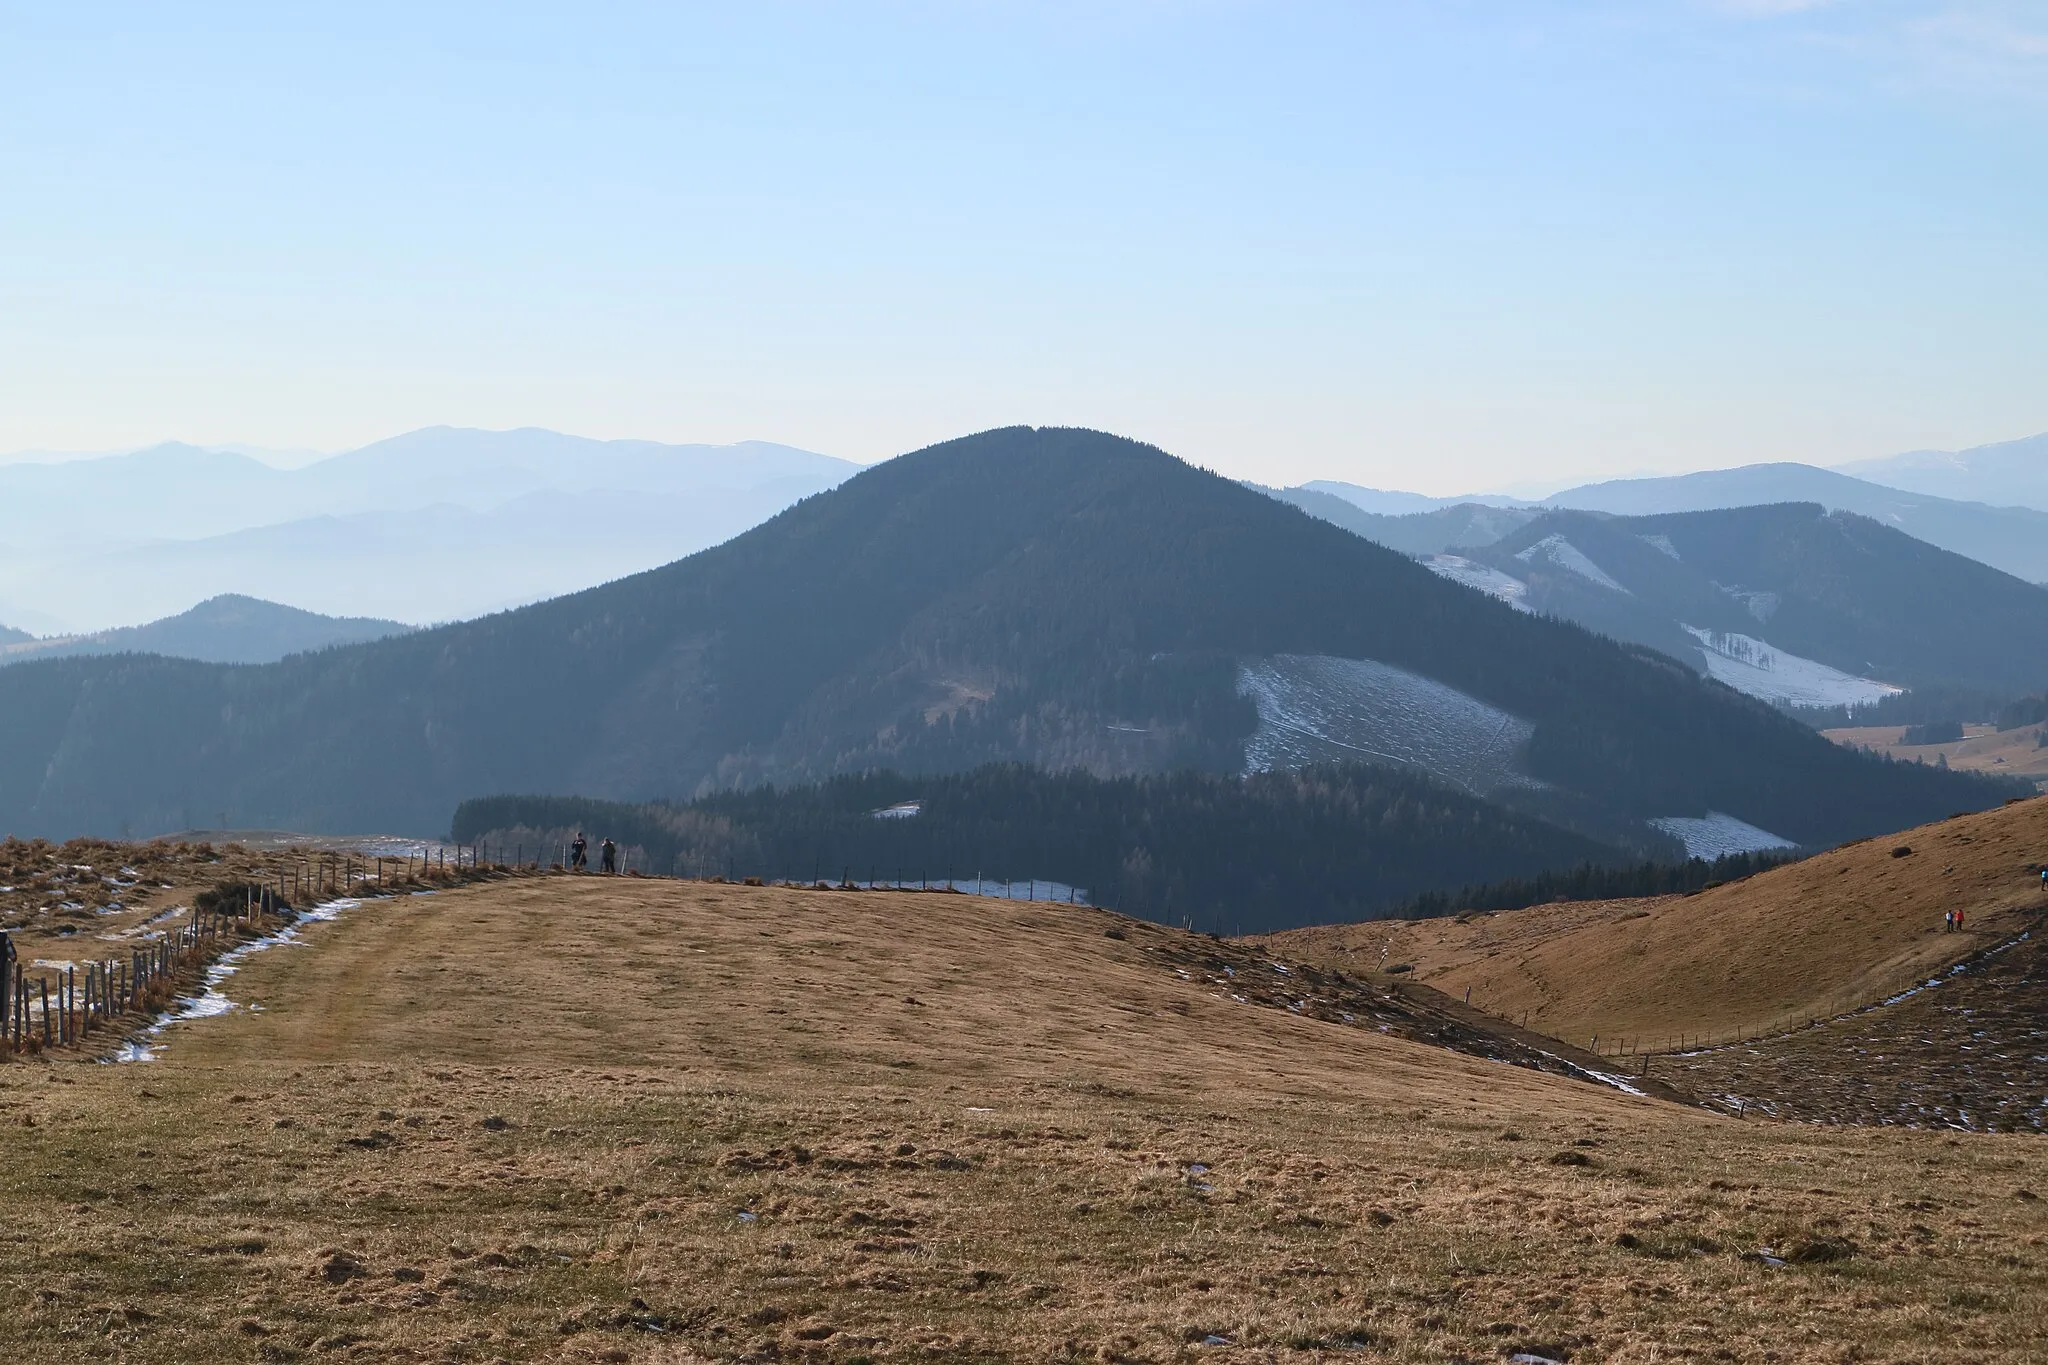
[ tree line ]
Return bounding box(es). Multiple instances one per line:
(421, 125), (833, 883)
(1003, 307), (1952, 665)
(453, 762), (1653, 933)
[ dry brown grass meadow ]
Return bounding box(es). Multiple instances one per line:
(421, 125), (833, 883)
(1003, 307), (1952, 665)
(1268, 797), (2048, 1049)
(1, 864), (2045, 1363)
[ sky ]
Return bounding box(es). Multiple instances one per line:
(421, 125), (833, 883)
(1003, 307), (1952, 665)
(1, 1), (2044, 494)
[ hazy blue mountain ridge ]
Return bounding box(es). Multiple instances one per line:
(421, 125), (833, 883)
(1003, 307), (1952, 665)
(1833, 432), (2048, 512)
(0, 595), (412, 667)
(1434, 503), (2048, 700)
(1292, 446), (2048, 583)
(0, 427), (2009, 845)
(0, 427), (858, 631)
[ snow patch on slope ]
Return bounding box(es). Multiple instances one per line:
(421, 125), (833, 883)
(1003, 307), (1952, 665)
(1516, 535), (1630, 594)
(1238, 655), (1536, 795)
(1648, 812), (1797, 860)
(1639, 534), (1681, 560)
(1684, 627), (1902, 708)
(1422, 555), (1533, 612)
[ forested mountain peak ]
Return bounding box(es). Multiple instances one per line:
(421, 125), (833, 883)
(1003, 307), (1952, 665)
(0, 426), (2013, 844)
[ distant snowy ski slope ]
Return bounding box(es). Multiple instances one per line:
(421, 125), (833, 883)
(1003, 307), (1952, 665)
(1421, 555), (1533, 611)
(1423, 545), (1904, 711)
(1515, 534), (1631, 594)
(1683, 627), (1901, 709)
(1238, 654), (1536, 795)
(1648, 811), (1797, 860)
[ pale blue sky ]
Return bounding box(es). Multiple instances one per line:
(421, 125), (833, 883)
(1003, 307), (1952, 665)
(2, 1), (2043, 492)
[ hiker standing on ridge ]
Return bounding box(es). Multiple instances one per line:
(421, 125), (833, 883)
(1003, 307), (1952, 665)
(600, 837), (618, 875)
(570, 832), (588, 871)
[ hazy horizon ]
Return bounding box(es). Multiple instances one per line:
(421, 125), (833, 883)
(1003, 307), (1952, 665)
(4, 421), (2044, 504)
(4, 3), (2043, 495)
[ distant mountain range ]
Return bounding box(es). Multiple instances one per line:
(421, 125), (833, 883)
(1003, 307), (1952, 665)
(0, 427), (2008, 852)
(1417, 504), (2048, 705)
(1833, 432), (2048, 512)
(0, 428), (858, 631)
(0, 595), (410, 668)
(1293, 453), (2048, 586)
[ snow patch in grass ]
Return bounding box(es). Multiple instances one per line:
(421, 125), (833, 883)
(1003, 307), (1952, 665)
(1684, 626), (1901, 708)
(1422, 554), (1533, 611)
(107, 896), (363, 1064)
(1239, 654), (1536, 795)
(1648, 812), (1796, 860)
(1516, 534), (1630, 594)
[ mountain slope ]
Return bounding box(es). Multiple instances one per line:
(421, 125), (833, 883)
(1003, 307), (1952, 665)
(0, 595), (411, 667)
(1835, 432), (2048, 513)
(1426, 503), (2048, 701)
(1264, 486), (1539, 556)
(0, 427), (2009, 841)
(1298, 479), (1532, 516)
(1272, 795), (2048, 1044)
(1542, 462), (2048, 582)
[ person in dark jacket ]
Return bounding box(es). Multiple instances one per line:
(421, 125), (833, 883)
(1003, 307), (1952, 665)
(570, 832), (589, 871)
(600, 838), (618, 875)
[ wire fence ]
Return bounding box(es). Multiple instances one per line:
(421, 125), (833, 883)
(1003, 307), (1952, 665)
(2, 850), (511, 1058)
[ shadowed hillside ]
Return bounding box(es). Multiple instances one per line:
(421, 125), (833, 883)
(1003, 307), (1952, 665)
(0, 427), (2015, 841)
(1463, 503), (2048, 699)
(453, 763), (1641, 933)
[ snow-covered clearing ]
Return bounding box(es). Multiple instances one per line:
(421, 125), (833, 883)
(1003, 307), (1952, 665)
(1683, 626), (1901, 708)
(1238, 654), (1535, 795)
(1422, 555), (1533, 611)
(1648, 811), (1797, 860)
(1639, 534), (1681, 560)
(1515, 535), (1631, 594)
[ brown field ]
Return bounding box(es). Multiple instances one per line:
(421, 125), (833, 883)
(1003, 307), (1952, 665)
(1267, 797), (2048, 1049)
(3, 871), (2046, 1362)
(1825, 724), (2048, 793)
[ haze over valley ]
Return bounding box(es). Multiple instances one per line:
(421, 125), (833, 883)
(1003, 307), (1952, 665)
(0, 428), (856, 633)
